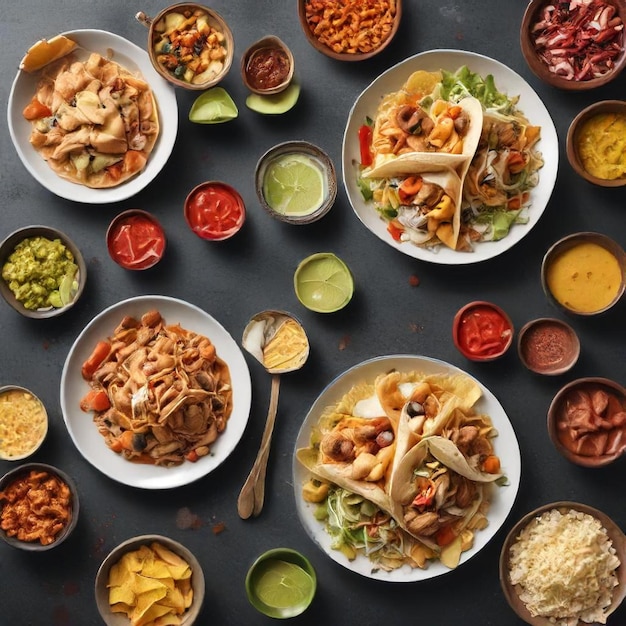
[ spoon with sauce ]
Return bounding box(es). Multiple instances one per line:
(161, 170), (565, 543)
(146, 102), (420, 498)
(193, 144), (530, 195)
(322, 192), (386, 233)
(238, 310), (309, 519)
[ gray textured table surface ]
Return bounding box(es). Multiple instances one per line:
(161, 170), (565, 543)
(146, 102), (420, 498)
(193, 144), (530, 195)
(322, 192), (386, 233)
(1, 1), (625, 625)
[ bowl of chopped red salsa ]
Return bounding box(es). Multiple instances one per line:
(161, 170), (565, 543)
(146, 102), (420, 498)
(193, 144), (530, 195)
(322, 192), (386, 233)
(106, 209), (166, 270)
(520, 0), (626, 90)
(452, 301), (514, 362)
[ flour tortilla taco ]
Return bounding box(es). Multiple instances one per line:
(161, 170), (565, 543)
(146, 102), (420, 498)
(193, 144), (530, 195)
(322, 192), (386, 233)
(365, 96), (484, 178)
(25, 51), (160, 189)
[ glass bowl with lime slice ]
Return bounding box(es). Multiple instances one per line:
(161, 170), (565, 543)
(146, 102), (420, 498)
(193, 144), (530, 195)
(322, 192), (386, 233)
(294, 253), (354, 313)
(255, 141), (337, 224)
(245, 548), (317, 619)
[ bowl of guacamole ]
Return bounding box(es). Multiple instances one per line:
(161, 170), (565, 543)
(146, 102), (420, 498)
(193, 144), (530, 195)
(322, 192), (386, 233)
(0, 225), (86, 318)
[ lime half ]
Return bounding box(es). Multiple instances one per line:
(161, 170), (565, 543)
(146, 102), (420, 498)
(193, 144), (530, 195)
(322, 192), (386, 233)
(262, 153), (326, 217)
(294, 253), (354, 313)
(189, 87), (238, 124)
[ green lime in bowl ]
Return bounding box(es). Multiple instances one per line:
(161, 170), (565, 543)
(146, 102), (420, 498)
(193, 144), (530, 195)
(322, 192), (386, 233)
(245, 548), (317, 619)
(294, 252), (354, 313)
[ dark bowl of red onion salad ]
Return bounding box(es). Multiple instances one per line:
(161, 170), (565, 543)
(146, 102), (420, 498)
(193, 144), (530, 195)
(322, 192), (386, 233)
(520, 0), (626, 90)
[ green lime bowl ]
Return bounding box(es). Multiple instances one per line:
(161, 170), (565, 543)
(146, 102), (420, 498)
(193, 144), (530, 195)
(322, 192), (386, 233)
(294, 252), (354, 313)
(245, 548), (317, 619)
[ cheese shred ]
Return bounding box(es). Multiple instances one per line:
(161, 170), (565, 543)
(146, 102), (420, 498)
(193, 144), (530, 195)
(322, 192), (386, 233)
(508, 508), (620, 625)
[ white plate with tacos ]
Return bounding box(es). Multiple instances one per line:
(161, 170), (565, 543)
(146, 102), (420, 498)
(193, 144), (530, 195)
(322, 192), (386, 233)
(292, 354), (521, 581)
(8, 29), (178, 203)
(342, 49), (558, 264)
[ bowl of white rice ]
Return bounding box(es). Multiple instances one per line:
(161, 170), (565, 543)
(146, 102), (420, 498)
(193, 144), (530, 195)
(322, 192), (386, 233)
(499, 502), (626, 626)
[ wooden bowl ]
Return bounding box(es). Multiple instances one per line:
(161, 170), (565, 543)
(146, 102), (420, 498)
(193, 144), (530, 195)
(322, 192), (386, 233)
(547, 377), (626, 467)
(297, 0), (401, 61)
(566, 99), (626, 187)
(136, 3), (234, 90)
(541, 232), (626, 316)
(520, 0), (626, 90)
(500, 502), (626, 625)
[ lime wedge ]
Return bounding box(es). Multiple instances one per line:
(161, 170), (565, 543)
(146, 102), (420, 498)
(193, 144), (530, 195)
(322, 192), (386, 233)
(246, 82), (300, 115)
(262, 153), (326, 217)
(189, 87), (238, 124)
(294, 253), (354, 313)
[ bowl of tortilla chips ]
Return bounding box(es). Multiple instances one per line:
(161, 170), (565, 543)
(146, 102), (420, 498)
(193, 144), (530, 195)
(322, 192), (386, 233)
(95, 534), (205, 625)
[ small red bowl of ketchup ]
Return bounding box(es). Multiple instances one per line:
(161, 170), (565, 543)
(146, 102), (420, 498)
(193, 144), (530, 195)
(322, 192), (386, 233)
(106, 209), (166, 270)
(184, 181), (246, 241)
(452, 300), (514, 362)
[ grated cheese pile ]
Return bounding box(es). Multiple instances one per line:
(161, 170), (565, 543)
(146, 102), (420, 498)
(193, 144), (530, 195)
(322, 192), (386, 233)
(0, 389), (47, 459)
(509, 508), (620, 625)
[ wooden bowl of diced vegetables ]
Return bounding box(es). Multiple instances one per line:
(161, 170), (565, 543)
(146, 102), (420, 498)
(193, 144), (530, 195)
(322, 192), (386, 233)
(136, 3), (234, 90)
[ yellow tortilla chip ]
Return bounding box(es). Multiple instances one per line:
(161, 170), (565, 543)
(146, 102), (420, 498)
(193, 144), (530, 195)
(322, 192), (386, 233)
(109, 585), (135, 606)
(134, 602), (175, 626)
(151, 543), (189, 569)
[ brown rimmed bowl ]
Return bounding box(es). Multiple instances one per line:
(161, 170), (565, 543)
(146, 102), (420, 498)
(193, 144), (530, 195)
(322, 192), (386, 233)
(297, 0), (402, 61)
(136, 3), (234, 90)
(241, 35), (294, 95)
(517, 317), (579, 375)
(500, 501), (626, 625)
(541, 232), (626, 316)
(547, 377), (626, 467)
(566, 99), (626, 187)
(95, 534), (205, 626)
(0, 463), (79, 551)
(520, 0), (626, 91)
(0, 225), (86, 319)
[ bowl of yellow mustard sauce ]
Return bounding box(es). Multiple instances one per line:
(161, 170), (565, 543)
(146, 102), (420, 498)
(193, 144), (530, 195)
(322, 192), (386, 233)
(541, 232), (626, 316)
(567, 100), (626, 187)
(0, 386), (48, 461)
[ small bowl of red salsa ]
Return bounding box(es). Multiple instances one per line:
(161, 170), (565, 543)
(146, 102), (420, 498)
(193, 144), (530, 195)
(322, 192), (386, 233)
(452, 301), (514, 362)
(106, 210), (166, 270)
(184, 181), (246, 241)
(241, 36), (294, 95)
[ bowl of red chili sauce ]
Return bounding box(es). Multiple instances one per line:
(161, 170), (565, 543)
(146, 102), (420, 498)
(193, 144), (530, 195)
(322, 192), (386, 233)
(520, 0), (626, 90)
(241, 36), (294, 95)
(452, 301), (514, 362)
(547, 377), (626, 467)
(106, 210), (166, 270)
(184, 181), (246, 241)
(517, 317), (580, 375)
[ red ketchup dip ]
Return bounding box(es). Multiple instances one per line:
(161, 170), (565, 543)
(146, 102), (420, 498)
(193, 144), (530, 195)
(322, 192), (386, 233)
(555, 382), (626, 458)
(184, 182), (245, 241)
(531, 0), (624, 81)
(245, 46), (290, 91)
(453, 301), (513, 361)
(106, 210), (166, 270)
(518, 319), (579, 374)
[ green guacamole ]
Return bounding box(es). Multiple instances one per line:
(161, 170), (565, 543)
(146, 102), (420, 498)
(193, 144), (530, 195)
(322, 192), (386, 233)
(2, 236), (79, 310)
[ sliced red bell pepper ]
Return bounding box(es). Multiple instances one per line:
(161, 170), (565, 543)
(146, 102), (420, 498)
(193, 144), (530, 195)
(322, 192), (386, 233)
(358, 124), (373, 167)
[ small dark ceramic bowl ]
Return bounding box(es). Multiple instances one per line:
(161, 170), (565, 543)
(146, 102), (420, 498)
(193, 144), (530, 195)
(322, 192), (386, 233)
(95, 534), (205, 626)
(520, 0), (626, 90)
(0, 463), (79, 551)
(241, 36), (294, 95)
(106, 209), (166, 270)
(452, 301), (514, 362)
(517, 317), (579, 375)
(566, 100), (626, 187)
(245, 548), (317, 618)
(298, 0), (402, 61)
(547, 377), (626, 467)
(184, 181), (246, 240)
(500, 501), (626, 625)
(0, 385), (48, 461)
(136, 3), (234, 90)
(0, 225), (86, 319)
(255, 141), (337, 224)
(541, 232), (626, 316)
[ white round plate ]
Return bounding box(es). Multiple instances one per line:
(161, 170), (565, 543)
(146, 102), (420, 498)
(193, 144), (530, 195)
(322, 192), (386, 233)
(342, 49), (559, 265)
(7, 29), (178, 204)
(292, 354), (521, 581)
(60, 295), (252, 489)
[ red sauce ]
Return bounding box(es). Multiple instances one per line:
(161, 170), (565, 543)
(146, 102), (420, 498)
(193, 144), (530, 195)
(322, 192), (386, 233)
(455, 303), (513, 360)
(555, 383), (626, 458)
(107, 212), (165, 270)
(245, 47), (290, 90)
(520, 321), (576, 373)
(185, 182), (245, 241)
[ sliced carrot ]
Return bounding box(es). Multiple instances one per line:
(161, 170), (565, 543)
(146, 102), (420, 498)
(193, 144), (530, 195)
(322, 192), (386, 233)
(185, 449), (199, 463)
(22, 96), (52, 120)
(79, 390), (111, 412)
(81, 340), (111, 380)
(436, 525), (457, 547)
(482, 455), (501, 474)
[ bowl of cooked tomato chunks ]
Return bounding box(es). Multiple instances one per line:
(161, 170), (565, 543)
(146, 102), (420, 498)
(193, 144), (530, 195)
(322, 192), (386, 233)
(520, 0), (626, 90)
